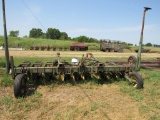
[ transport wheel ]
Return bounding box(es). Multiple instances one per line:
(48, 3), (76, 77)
(14, 74), (27, 98)
(128, 56), (137, 65)
(129, 72), (143, 89)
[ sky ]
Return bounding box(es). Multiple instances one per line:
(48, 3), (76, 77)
(0, 0), (160, 45)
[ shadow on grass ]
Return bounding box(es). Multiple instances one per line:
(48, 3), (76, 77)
(24, 75), (127, 119)
(0, 71), (127, 98)
(25, 74), (126, 97)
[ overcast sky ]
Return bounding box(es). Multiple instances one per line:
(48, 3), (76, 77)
(0, 0), (160, 45)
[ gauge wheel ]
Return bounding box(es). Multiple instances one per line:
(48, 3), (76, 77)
(14, 74), (27, 98)
(129, 72), (143, 89)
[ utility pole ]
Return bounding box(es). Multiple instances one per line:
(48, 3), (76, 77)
(2, 0), (10, 73)
(136, 7), (151, 70)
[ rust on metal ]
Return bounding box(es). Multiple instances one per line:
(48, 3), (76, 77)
(106, 59), (160, 69)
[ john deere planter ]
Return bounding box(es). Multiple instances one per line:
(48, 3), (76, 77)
(10, 53), (143, 98)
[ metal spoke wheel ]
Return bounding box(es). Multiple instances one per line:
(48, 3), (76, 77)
(129, 72), (143, 89)
(14, 74), (27, 98)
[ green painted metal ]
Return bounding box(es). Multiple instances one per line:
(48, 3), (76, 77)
(10, 52), (136, 80)
(136, 7), (151, 70)
(2, 0), (10, 73)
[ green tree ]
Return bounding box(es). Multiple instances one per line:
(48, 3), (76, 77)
(76, 36), (89, 42)
(145, 42), (152, 47)
(46, 28), (61, 39)
(29, 28), (43, 38)
(60, 32), (68, 40)
(88, 38), (99, 43)
(9, 30), (19, 37)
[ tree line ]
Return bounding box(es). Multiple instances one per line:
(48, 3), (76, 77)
(9, 28), (99, 43)
(8, 29), (159, 46)
(29, 28), (68, 40)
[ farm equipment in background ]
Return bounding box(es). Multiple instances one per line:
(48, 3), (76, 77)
(134, 48), (159, 53)
(30, 46), (68, 51)
(100, 41), (126, 52)
(135, 48), (151, 53)
(106, 57), (160, 69)
(29, 42), (89, 51)
(30, 43), (99, 51)
(70, 42), (88, 51)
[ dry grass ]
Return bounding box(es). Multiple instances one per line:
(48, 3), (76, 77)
(0, 82), (145, 120)
(0, 70), (160, 120)
(0, 50), (160, 59)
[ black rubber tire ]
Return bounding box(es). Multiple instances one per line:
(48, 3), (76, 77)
(14, 74), (27, 98)
(129, 72), (143, 89)
(128, 56), (137, 65)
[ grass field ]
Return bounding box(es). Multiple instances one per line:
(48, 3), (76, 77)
(0, 49), (160, 119)
(0, 36), (99, 50)
(1, 36), (160, 52)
